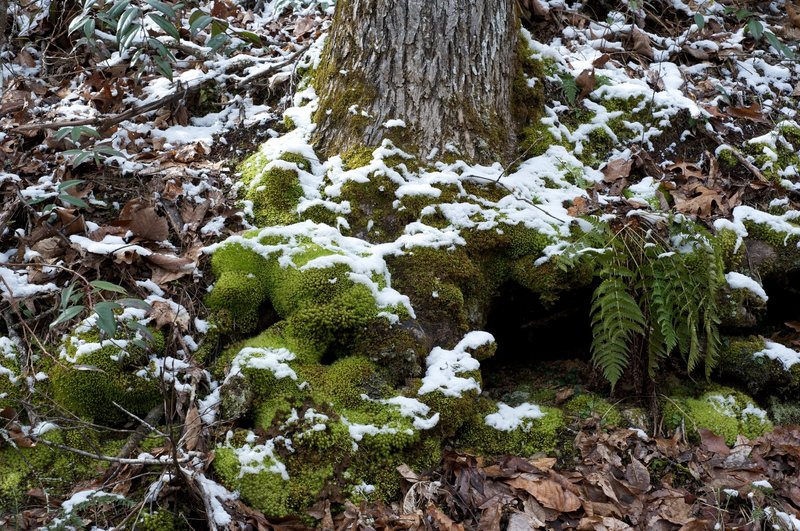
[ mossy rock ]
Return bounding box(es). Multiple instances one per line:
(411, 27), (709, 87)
(662, 387), (772, 445)
(715, 336), (800, 399)
(564, 393), (623, 427)
(458, 398), (565, 456)
(50, 333), (162, 425)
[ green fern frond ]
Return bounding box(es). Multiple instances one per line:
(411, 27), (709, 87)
(590, 277), (645, 387)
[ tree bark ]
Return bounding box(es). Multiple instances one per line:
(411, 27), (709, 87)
(313, 0), (519, 164)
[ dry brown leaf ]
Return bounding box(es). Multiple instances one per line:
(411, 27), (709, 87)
(727, 103), (769, 123)
(118, 200), (169, 241)
(506, 476), (582, 512)
(674, 188), (721, 217)
(150, 300), (190, 331)
(293, 15), (315, 37)
(182, 403), (202, 452)
(576, 69), (596, 100)
(592, 53), (611, 68)
(624, 458), (650, 493)
(426, 503), (464, 531)
(788, 3), (800, 29)
(699, 429), (730, 455)
(630, 27), (654, 59)
(603, 158), (633, 183)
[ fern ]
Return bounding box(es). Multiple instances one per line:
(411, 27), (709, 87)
(564, 216), (725, 387)
(559, 73), (579, 106)
(589, 252), (645, 388)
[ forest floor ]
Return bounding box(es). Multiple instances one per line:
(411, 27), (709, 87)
(2, 0), (800, 529)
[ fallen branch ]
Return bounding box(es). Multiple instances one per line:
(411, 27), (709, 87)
(696, 126), (769, 183)
(29, 434), (200, 465)
(11, 44), (311, 135)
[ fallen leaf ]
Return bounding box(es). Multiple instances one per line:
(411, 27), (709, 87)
(727, 102), (769, 123)
(182, 403), (203, 452)
(426, 503), (465, 531)
(576, 69), (596, 100)
(506, 476), (582, 512)
(630, 27), (654, 59)
(603, 158), (633, 183)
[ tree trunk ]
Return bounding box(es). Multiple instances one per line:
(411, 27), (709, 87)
(313, 0), (519, 164)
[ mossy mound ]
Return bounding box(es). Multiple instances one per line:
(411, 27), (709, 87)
(662, 387), (772, 445)
(50, 332), (163, 426)
(715, 336), (800, 399)
(563, 393), (623, 427)
(459, 399), (565, 456)
(0, 428), (124, 506)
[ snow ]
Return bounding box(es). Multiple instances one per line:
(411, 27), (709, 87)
(374, 395), (440, 430)
(484, 402), (547, 431)
(725, 272), (768, 302)
(418, 331), (493, 397)
(752, 480), (773, 489)
(383, 119), (406, 128)
(226, 347), (298, 383)
(61, 489), (126, 514)
(754, 341), (800, 370)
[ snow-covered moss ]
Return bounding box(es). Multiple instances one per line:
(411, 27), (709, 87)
(459, 399), (565, 456)
(50, 332), (162, 425)
(662, 387), (772, 445)
(0, 337), (21, 409)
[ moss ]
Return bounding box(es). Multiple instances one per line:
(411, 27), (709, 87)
(207, 243), (272, 334)
(458, 399), (565, 456)
(0, 428), (125, 504)
(662, 388), (772, 445)
(306, 356), (390, 408)
(214, 446), (292, 517)
(135, 510), (180, 531)
(564, 393), (623, 427)
(51, 333), (161, 425)
(417, 386), (480, 438)
(715, 227), (745, 270)
(715, 336), (800, 398)
(0, 341), (21, 410)
(717, 146), (739, 168)
(510, 258), (592, 305)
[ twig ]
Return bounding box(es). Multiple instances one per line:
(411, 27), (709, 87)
(28, 435), (200, 465)
(113, 403), (165, 461)
(112, 401), (168, 438)
(695, 126), (769, 183)
(11, 44), (311, 135)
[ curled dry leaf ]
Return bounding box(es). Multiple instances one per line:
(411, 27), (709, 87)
(630, 27), (654, 59)
(507, 476), (582, 513)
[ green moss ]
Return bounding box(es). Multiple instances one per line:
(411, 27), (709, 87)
(715, 336), (800, 398)
(662, 388), (772, 445)
(715, 228), (745, 270)
(214, 446), (292, 517)
(306, 356), (389, 408)
(0, 340), (21, 410)
(135, 510), (180, 531)
(51, 333), (161, 425)
(0, 428), (125, 504)
(717, 147), (739, 168)
(417, 386), (480, 438)
(459, 399), (565, 456)
(207, 243), (272, 333)
(564, 393), (623, 427)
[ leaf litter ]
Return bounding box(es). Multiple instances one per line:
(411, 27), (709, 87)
(1, 0), (800, 528)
